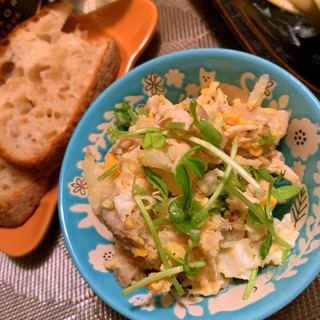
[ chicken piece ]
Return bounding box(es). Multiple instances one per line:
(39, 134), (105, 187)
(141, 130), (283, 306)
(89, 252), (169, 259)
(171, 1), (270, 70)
(222, 103), (290, 157)
(266, 150), (300, 185)
(101, 194), (160, 265)
(146, 95), (193, 130)
(104, 241), (145, 287)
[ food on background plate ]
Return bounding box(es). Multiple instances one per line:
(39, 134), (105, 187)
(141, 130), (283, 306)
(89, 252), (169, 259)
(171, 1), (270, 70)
(266, 0), (320, 23)
(0, 0), (121, 227)
(83, 75), (302, 298)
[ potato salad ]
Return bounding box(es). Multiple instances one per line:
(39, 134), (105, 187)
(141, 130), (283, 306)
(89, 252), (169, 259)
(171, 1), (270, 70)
(82, 75), (301, 299)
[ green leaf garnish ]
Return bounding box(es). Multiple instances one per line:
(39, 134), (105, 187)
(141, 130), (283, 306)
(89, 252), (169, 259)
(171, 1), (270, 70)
(143, 131), (166, 149)
(258, 132), (276, 145)
(189, 99), (222, 147)
(169, 198), (197, 238)
(142, 165), (168, 199)
(248, 203), (265, 226)
(135, 106), (149, 116)
(165, 121), (186, 129)
(183, 157), (205, 179)
(256, 168), (276, 182)
(272, 185), (301, 201)
(260, 232), (273, 260)
(114, 101), (138, 131)
(166, 146), (209, 277)
(227, 184), (291, 250)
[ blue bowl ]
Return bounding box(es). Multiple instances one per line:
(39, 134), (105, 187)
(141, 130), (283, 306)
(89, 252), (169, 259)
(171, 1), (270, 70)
(58, 48), (320, 320)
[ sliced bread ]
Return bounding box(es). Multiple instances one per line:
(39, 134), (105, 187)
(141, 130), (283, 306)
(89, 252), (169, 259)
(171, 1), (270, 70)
(0, 157), (50, 227)
(0, 0), (121, 173)
(0, 0), (121, 227)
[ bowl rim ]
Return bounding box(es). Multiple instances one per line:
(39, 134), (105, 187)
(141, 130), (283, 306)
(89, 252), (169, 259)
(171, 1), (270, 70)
(89, 48), (320, 114)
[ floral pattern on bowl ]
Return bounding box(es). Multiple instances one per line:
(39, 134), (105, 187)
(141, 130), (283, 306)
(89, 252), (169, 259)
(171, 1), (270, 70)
(59, 49), (320, 320)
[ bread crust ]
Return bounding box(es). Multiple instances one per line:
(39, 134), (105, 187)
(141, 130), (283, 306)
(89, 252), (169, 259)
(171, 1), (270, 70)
(0, 158), (51, 228)
(0, 180), (50, 228)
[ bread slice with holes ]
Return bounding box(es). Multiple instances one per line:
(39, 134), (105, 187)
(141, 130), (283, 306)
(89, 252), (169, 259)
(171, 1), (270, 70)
(0, 0), (120, 173)
(0, 157), (51, 227)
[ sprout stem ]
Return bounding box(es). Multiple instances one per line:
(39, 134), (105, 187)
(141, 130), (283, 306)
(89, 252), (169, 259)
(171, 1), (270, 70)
(134, 194), (184, 295)
(184, 135), (263, 194)
(122, 261), (206, 296)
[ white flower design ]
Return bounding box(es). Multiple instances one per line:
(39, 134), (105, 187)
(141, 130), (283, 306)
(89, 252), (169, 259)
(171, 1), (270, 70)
(291, 160), (306, 182)
(68, 176), (87, 197)
(85, 113), (114, 162)
(208, 274), (275, 314)
(160, 292), (204, 319)
(122, 94), (146, 107)
(70, 203), (114, 241)
(185, 83), (200, 97)
(277, 203), (320, 281)
(143, 72), (166, 96)
(128, 292), (156, 311)
(165, 69), (185, 88)
(314, 186), (320, 198)
(285, 118), (320, 160)
(268, 93), (289, 110)
(88, 244), (115, 272)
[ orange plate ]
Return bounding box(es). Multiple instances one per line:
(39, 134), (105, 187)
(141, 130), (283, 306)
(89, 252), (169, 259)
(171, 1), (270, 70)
(0, 179), (58, 257)
(64, 0), (158, 77)
(0, 0), (158, 257)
